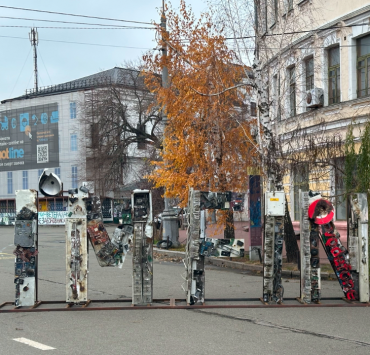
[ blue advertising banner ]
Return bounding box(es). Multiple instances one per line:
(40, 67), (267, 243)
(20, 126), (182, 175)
(0, 103), (59, 171)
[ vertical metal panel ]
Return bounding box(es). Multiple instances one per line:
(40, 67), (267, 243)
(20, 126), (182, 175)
(350, 194), (369, 303)
(299, 191), (311, 303)
(263, 216), (275, 302)
(66, 218), (88, 303)
(14, 189), (38, 307)
(185, 189), (204, 305)
(131, 190), (153, 305)
(263, 192), (285, 303)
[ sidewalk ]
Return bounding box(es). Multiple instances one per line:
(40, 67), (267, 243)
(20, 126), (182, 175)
(153, 247), (338, 280)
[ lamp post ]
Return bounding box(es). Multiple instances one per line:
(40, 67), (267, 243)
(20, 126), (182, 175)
(160, 1), (179, 247)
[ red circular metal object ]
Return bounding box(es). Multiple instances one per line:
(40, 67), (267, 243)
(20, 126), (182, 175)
(308, 199), (334, 224)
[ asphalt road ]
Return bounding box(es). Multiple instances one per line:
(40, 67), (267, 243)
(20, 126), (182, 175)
(1, 226), (370, 355)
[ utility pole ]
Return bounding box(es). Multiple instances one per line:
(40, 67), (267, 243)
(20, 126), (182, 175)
(160, 1), (179, 247)
(29, 28), (39, 93)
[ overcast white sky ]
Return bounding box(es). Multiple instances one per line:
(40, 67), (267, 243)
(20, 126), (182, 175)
(0, 1), (208, 101)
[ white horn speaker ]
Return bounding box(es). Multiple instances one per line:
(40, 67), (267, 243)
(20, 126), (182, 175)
(39, 169), (62, 197)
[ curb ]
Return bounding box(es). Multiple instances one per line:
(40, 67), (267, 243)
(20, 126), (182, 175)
(153, 248), (337, 280)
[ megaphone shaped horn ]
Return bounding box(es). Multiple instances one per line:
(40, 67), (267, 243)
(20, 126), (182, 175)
(39, 169), (62, 197)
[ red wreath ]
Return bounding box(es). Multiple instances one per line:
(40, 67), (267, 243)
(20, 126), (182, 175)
(308, 199), (334, 224)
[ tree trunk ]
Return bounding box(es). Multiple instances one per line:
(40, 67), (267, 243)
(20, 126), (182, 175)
(224, 210), (235, 239)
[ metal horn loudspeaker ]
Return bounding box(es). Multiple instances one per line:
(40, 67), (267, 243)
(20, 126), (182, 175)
(39, 169), (62, 197)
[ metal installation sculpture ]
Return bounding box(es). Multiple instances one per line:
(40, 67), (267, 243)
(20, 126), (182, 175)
(13, 189), (38, 307)
(185, 189), (246, 305)
(299, 191), (369, 303)
(262, 192), (285, 304)
(348, 194), (369, 302)
(131, 190), (153, 305)
(38, 169), (136, 305)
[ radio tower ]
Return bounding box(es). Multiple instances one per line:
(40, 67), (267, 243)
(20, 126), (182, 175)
(29, 28), (39, 93)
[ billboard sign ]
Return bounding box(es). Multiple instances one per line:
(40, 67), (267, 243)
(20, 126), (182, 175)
(0, 103), (59, 171)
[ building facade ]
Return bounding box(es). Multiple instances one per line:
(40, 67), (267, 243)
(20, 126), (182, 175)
(257, 1), (370, 228)
(0, 67), (154, 223)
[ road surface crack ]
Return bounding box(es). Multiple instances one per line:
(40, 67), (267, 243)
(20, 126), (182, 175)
(190, 310), (370, 347)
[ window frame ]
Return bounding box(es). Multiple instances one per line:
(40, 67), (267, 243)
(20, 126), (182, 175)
(71, 166), (78, 189)
(22, 171), (28, 190)
(289, 66), (296, 117)
(357, 35), (370, 98)
(70, 102), (77, 119)
(7, 172), (13, 194)
(328, 46), (341, 105)
(305, 57), (314, 92)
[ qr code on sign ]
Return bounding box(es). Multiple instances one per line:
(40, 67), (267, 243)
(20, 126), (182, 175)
(37, 144), (49, 163)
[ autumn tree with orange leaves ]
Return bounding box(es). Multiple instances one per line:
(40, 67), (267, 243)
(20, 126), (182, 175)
(142, 1), (259, 205)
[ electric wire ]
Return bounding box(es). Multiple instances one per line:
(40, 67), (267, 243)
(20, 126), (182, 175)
(0, 35), (151, 50)
(0, 16), (155, 28)
(224, 23), (370, 40)
(0, 5), (153, 25)
(10, 47), (32, 98)
(0, 25), (153, 30)
(38, 47), (53, 86)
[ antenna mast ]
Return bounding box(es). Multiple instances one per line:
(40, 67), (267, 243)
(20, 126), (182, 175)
(29, 28), (39, 93)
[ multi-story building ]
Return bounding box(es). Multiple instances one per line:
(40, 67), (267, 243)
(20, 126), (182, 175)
(0, 67), (156, 223)
(257, 1), (370, 237)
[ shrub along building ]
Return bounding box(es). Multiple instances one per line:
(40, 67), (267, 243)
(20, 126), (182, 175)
(0, 67), (161, 224)
(256, 1), (370, 242)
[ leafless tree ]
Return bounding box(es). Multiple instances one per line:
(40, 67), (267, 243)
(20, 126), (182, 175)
(79, 62), (162, 196)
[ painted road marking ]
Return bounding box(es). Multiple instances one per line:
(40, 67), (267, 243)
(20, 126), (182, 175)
(13, 338), (56, 350)
(0, 252), (14, 260)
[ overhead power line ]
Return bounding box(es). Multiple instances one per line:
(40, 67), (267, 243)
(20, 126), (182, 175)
(0, 25), (153, 30)
(0, 35), (151, 50)
(0, 15), (155, 28)
(0, 5), (152, 25)
(224, 23), (370, 40)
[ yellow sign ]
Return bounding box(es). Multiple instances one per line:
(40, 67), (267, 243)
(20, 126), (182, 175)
(270, 198), (279, 201)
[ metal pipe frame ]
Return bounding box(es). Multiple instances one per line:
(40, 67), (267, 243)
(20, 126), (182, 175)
(0, 297), (368, 313)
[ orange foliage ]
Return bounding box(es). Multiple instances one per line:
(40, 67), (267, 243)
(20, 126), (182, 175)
(142, 1), (259, 205)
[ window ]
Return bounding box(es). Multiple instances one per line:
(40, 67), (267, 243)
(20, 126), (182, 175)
(7, 172), (13, 194)
(261, 0), (267, 34)
(71, 166), (78, 188)
(268, 0), (278, 27)
(284, 0), (293, 13)
(55, 167), (61, 179)
(289, 66), (296, 117)
(328, 47), (340, 104)
(137, 124), (146, 150)
(70, 102), (76, 119)
(250, 102), (257, 117)
(70, 134), (78, 151)
(357, 35), (370, 98)
(272, 75), (281, 120)
(22, 171), (28, 189)
(293, 164), (309, 220)
(306, 57), (314, 91)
